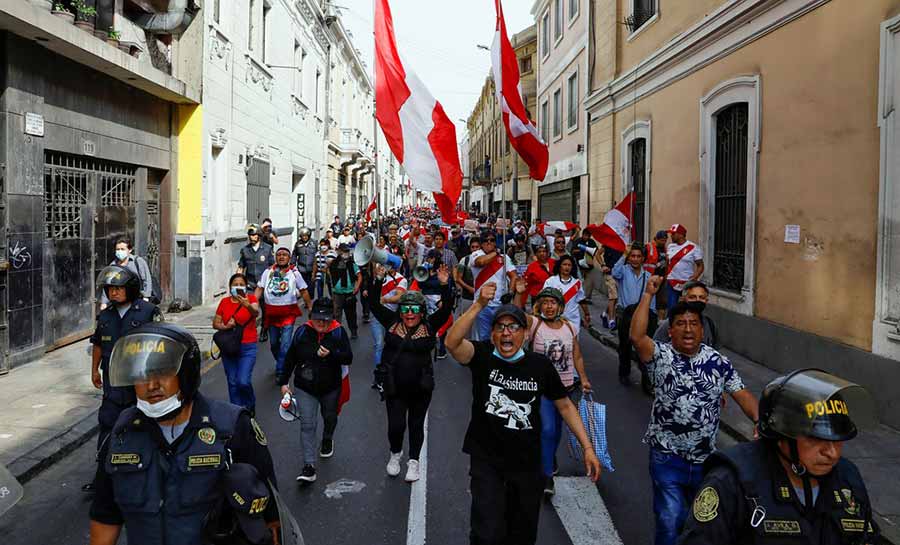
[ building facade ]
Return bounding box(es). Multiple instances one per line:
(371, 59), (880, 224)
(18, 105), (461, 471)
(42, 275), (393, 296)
(0, 0), (202, 370)
(586, 0), (900, 427)
(466, 25), (538, 222)
(533, 0), (589, 224)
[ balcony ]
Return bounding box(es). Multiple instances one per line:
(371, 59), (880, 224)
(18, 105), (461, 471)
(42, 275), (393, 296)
(472, 164), (492, 186)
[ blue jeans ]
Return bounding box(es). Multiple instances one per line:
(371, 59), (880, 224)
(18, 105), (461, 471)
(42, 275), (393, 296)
(222, 342), (257, 411)
(315, 277), (327, 299)
(649, 448), (705, 545)
(371, 318), (385, 366)
(540, 396), (563, 478)
(268, 324), (294, 377)
(474, 304), (498, 342)
(667, 286), (682, 311)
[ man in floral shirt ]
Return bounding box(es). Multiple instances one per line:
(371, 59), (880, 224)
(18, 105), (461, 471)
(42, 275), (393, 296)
(630, 275), (758, 545)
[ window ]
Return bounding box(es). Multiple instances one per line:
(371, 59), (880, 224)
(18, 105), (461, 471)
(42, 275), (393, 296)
(213, 0), (220, 24)
(569, 0), (579, 21)
(554, 0), (564, 42)
(293, 41), (304, 97)
(541, 11), (550, 58)
(262, 2), (271, 63)
(540, 100), (549, 143)
(629, 138), (647, 244)
(552, 89), (562, 138)
(248, 0), (256, 51)
(315, 70), (321, 115)
(630, 0), (657, 33)
(712, 103), (748, 292)
(520, 56), (532, 74)
(566, 72), (578, 129)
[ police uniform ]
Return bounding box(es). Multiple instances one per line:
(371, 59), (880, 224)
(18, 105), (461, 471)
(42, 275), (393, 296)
(292, 237), (317, 288)
(90, 392), (278, 545)
(92, 299), (161, 437)
(239, 242), (274, 289)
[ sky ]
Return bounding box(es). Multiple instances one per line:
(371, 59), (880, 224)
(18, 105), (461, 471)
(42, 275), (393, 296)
(333, 0), (536, 141)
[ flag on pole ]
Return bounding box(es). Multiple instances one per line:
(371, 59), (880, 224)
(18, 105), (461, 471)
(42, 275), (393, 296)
(537, 221), (579, 236)
(587, 192), (635, 253)
(491, 0), (549, 181)
(375, 0), (462, 223)
(337, 365), (351, 414)
(365, 193), (378, 222)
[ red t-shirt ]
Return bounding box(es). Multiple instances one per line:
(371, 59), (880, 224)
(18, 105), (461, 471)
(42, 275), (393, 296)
(525, 259), (556, 297)
(216, 294), (259, 344)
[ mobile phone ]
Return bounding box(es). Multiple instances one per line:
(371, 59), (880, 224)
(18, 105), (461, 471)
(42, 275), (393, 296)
(235, 286), (247, 296)
(654, 264), (667, 277)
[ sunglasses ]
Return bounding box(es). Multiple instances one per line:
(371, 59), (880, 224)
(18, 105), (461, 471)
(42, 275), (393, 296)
(399, 304), (422, 314)
(484, 238), (496, 243)
(492, 322), (523, 333)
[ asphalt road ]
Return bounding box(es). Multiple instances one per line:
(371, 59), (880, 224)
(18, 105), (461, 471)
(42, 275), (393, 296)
(0, 309), (665, 545)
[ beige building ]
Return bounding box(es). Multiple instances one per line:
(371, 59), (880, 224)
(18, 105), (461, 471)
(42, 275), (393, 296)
(532, 0), (589, 223)
(466, 25), (538, 221)
(586, 0), (900, 428)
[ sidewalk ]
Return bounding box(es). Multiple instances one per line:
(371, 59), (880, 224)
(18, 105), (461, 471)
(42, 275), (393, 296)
(584, 302), (900, 544)
(0, 302), (220, 484)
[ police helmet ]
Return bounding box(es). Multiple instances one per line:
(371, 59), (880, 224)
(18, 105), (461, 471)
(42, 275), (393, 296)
(534, 287), (564, 307)
(97, 265), (141, 302)
(397, 290), (427, 313)
(298, 226), (312, 239)
(108, 323), (202, 405)
(757, 368), (876, 442)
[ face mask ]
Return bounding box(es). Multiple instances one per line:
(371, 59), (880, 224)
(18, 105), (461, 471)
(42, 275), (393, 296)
(230, 286), (245, 297)
(115, 249), (129, 261)
(136, 393), (182, 420)
(492, 347), (526, 362)
(539, 312), (558, 321)
(320, 246), (328, 252)
(691, 302), (707, 312)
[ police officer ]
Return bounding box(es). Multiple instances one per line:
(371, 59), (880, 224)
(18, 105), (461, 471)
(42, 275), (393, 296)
(84, 265), (161, 493)
(89, 323), (280, 545)
(679, 369), (880, 544)
(238, 224), (274, 342)
(291, 226), (317, 290)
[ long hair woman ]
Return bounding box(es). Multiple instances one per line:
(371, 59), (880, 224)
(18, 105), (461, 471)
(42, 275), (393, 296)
(542, 254), (591, 332)
(368, 264), (453, 482)
(213, 273), (260, 413)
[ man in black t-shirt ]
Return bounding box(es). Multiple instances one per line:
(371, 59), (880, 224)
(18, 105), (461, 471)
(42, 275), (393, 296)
(446, 283), (601, 545)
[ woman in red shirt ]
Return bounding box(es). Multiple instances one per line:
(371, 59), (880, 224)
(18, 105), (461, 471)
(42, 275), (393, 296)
(213, 273), (261, 412)
(524, 244), (555, 305)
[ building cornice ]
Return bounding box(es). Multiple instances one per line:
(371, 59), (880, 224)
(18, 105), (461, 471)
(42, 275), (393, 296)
(585, 0), (830, 122)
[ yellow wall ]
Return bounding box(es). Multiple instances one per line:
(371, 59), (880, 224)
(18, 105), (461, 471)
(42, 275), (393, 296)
(176, 104), (203, 235)
(607, 0), (900, 350)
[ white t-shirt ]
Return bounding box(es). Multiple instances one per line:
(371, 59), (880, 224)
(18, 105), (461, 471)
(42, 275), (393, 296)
(326, 237), (339, 250)
(258, 266), (308, 306)
(666, 240), (704, 290)
(545, 235), (571, 249)
(469, 250), (514, 306)
(380, 272), (408, 312)
(337, 234), (356, 247)
(543, 275), (585, 331)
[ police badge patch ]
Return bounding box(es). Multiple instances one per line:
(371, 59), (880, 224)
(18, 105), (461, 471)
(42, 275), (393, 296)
(693, 487), (720, 522)
(251, 418), (268, 446)
(198, 427), (216, 445)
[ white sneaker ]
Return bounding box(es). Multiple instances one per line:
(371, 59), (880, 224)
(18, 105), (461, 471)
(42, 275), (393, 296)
(386, 452), (402, 477)
(405, 459), (420, 482)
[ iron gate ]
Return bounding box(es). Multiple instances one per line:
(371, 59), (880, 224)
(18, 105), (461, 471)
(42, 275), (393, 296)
(246, 159), (271, 225)
(712, 103), (748, 292)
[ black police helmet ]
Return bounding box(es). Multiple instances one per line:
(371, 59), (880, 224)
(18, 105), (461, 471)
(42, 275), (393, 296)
(97, 265), (141, 302)
(124, 322), (202, 405)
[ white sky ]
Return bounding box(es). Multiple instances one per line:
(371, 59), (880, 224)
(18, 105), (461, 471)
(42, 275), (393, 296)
(334, 0), (536, 141)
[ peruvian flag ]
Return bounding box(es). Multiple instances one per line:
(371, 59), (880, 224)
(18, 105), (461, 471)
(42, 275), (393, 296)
(587, 192), (634, 253)
(364, 193), (378, 222)
(492, 0), (549, 181)
(537, 221), (579, 236)
(338, 365), (351, 415)
(375, 0), (462, 223)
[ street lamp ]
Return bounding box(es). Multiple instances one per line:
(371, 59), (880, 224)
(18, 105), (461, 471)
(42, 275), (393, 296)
(476, 44), (490, 51)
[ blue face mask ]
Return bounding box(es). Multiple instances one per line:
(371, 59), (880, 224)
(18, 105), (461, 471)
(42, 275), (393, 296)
(492, 347), (525, 362)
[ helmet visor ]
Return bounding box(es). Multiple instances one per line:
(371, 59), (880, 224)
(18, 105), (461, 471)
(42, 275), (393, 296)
(96, 266), (130, 287)
(108, 333), (187, 387)
(769, 370), (877, 441)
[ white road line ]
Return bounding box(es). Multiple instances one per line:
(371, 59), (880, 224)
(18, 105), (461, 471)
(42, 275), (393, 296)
(552, 477), (624, 545)
(406, 413), (428, 545)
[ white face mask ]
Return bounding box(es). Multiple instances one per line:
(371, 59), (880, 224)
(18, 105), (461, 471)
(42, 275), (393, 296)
(115, 249), (129, 261)
(136, 393), (182, 419)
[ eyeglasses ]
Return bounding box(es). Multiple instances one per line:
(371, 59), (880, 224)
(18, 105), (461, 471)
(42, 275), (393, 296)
(492, 322), (523, 333)
(399, 304), (422, 314)
(484, 238), (496, 243)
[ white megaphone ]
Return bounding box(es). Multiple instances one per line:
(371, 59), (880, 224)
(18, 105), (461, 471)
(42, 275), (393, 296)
(577, 243), (598, 257)
(413, 263), (432, 283)
(354, 234), (403, 269)
(278, 393), (300, 422)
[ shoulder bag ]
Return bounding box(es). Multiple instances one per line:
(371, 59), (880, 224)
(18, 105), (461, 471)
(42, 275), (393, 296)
(213, 305), (249, 359)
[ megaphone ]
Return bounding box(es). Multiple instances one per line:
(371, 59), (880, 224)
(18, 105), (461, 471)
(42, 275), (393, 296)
(578, 244), (598, 257)
(278, 394), (300, 422)
(413, 263), (432, 283)
(578, 257), (591, 269)
(354, 234), (403, 269)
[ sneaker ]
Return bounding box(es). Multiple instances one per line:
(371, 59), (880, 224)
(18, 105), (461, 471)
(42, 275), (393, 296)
(405, 459), (420, 482)
(320, 439), (334, 459)
(386, 452), (402, 477)
(543, 476), (555, 496)
(436, 350), (448, 360)
(296, 464), (317, 483)
(363, 316), (371, 324)
(553, 457), (559, 476)
(608, 319), (617, 331)
(601, 312), (609, 329)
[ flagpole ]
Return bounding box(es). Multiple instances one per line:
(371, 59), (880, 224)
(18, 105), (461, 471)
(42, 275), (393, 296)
(372, 0), (380, 232)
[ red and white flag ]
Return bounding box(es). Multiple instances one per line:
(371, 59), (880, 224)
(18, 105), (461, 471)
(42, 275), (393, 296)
(492, 0), (549, 181)
(338, 365), (351, 415)
(364, 194), (378, 222)
(587, 192), (634, 253)
(537, 221), (579, 236)
(375, 0), (462, 223)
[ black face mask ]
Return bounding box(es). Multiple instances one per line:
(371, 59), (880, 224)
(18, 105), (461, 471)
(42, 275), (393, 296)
(687, 301), (707, 313)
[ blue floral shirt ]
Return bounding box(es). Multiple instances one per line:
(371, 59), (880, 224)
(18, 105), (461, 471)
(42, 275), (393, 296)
(643, 342), (745, 463)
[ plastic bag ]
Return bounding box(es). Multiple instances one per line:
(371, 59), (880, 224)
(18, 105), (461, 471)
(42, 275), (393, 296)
(567, 393), (615, 472)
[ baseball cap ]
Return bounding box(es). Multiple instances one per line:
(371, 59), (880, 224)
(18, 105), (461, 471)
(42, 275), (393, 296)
(491, 304), (527, 328)
(667, 223), (687, 236)
(338, 243), (350, 251)
(247, 224), (261, 235)
(221, 463), (271, 544)
(310, 298), (334, 320)
(655, 230), (668, 240)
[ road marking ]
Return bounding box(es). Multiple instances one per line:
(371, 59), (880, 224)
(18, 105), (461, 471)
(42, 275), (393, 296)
(406, 413), (428, 545)
(552, 477), (623, 545)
